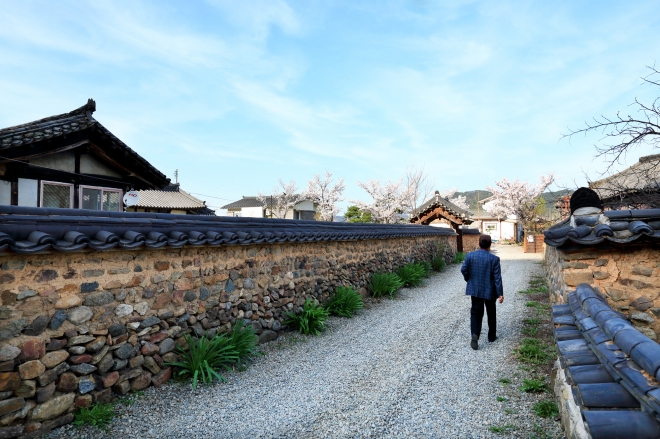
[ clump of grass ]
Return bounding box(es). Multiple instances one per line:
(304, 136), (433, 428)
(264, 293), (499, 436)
(520, 377), (548, 393)
(516, 338), (554, 365)
(227, 320), (259, 367)
(453, 252), (466, 264)
(521, 326), (539, 337)
(488, 424), (517, 433)
(431, 256), (446, 271)
(166, 332), (239, 389)
(73, 403), (115, 431)
(325, 286), (364, 317)
(523, 317), (542, 325)
(370, 272), (404, 298)
(496, 396), (507, 402)
(533, 400), (559, 418)
(526, 301), (539, 307)
(396, 263), (426, 287)
(498, 377), (511, 385)
(284, 299), (329, 336)
(417, 261), (432, 277)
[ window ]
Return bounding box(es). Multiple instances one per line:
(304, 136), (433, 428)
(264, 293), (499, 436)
(79, 186), (122, 211)
(41, 181), (73, 208)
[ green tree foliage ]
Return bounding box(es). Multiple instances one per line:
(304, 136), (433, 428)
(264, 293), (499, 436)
(344, 205), (372, 223)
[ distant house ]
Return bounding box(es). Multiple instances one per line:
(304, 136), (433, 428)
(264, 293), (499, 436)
(222, 196), (316, 220)
(472, 196), (519, 242)
(590, 153), (660, 209)
(125, 183), (214, 215)
(0, 99), (170, 211)
(409, 190), (474, 251)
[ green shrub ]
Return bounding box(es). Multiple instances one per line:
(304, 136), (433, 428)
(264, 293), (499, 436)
(431, 256), (446, 272)
(73, 403), (115, 430)
(325, 286), (364, 317)
(284, 299), (329, 335)
(520, 377), (548, 393)
(228, 320), (259, 366)
(370, 272), (404, 298)
(396, 263), (425, 287)
(166, 333), (239, 389)
(521, 326), (539, 337)
(516, 338), (553, 365)
(453, 252), (466, 264)
(524, 317), (542, 325)
(418, 261), (432, 277)
(533, 400), (559, 418)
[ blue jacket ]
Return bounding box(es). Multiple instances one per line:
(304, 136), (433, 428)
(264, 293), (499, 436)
(460, 249), (504, 300)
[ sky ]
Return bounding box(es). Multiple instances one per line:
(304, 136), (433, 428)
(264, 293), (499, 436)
(1, 1), (660, 214)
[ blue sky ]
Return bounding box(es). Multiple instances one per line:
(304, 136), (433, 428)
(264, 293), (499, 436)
(2, 1), (660, 213)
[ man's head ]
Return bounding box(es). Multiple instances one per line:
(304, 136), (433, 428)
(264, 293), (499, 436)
(479, 234), (492, 249)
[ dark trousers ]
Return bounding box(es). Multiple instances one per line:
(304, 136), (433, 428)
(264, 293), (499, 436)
(471, 297), (497, 340)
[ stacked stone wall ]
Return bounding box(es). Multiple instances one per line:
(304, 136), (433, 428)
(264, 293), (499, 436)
(0, 234), (455, 437)
(462, 234), (480, 253)
(546, 243), (660, 341)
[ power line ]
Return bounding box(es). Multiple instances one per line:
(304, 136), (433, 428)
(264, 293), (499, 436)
(189, 192), (235, 202)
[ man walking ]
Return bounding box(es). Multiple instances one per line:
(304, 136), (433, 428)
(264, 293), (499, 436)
(460, 234), (504, 350)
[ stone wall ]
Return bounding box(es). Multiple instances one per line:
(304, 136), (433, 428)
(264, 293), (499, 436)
(0, 234), (455, 437)
(462, 233), (480, 253)
(546, 243), (660, 341)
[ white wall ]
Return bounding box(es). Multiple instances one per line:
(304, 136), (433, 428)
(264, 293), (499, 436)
(18, 178), (38, 207)
(80, 154), (121, 177)
(242, 206), (264, 218)
(501, 221), (516, 240)
(0, 180), (10, 206)
(31, 151), (75, 173)
(294, 200), (315, 211)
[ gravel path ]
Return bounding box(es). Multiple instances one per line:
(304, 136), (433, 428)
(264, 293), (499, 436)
(51, 245), (562, 439)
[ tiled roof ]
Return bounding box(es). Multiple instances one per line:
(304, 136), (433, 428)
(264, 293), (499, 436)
(553, 284), (660, 438)
(543, 209), (660, 247)
(409, 191), (473, 224)
(221, 196), (309, 210)
(0, 206), (455, 253)
(590, 154), (660, 201)
(132, 188), (205, 210)
(0, 99), (169, 188)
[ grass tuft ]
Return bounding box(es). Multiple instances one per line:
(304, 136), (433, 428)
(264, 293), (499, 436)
(516, 338), (554, 365)
(285, 299), (329, 336)
(488, 424), (517, 433)
(396, 263), (426, 287)
(73, 403), (115, 431)
(227, 320), (259, 367)
(533, 400), (559, 418)
(370, 272), (404, 298)
(496, 396), (507, 402)
(523, 317), (542, 325)
(453, 252), (466, 264)
(520, 377), (548, 393)
(325, 286), (364, 317)
(431, 256), (446, 272)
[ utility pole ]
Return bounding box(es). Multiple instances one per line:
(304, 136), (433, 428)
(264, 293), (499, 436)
(174, 169), (178, 184)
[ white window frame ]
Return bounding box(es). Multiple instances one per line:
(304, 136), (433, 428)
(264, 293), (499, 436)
(79, 185), (123, 211)
(40, 180), (74, 208)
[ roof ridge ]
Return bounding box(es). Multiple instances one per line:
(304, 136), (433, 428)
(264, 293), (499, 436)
(0, 99), (96, 135)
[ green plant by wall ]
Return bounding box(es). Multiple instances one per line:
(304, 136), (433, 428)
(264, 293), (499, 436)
(520, 377), (548, 393)
(325, 286), (364, 317)
(369, 272), (404, 299)
(515, 338), (553, 365)
(284, 299), (329, 335)
(533, 400), (558, 418)
(431, 256), (446, 271)
(453, 252), (466, 264)
(73, 403), (115, 431)
(417, 261), (432, 277)
(166, 333), (239, 389)
(396, 263), (425, 287)
(227, 320), (259, 367)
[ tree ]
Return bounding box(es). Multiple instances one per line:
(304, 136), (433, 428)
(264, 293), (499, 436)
(257, 179), (304, 219)
(344, 205), (372, 223)
(563, 65), (660, 167)
(439, 187), (470, 211)
(404, 167), (435, 215)
(351, 179), (411, 223)
(305, 171), (345, 222)
(484, 174), (555, 233)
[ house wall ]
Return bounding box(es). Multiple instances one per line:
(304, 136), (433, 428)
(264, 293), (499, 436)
(17, 179), (38, 207)
(546, 243), (660, 341)
(30, 152), (76, 174)
(0, 234), (456, 436)
(0, 181), (10, 206)
(242, 207), (264, 218)
(79, 154), (121, 178)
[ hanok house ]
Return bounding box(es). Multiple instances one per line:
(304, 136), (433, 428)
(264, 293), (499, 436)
(590, 153), (660, 210)
(409, 190), (477, 252)
(222, 196), (317, 220)
(124, 183), (214, 215)
(0, 99), (170, 211)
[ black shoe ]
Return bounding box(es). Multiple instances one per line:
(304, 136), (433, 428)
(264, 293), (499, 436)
(488, 336), (498, 343)
(471, 334), (479, 350)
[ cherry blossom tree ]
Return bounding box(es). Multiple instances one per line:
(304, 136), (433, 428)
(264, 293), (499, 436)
(305, 171), (345, 221)
(351, 178), (412, 223)
(404, 167), (435, 214)
(257, 179), (304, 219)
(439, 187), (470, 211)
(484, 174), (555, 233)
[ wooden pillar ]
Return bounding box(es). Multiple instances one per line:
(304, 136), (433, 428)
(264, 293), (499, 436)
(451, 223), (463, 253)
